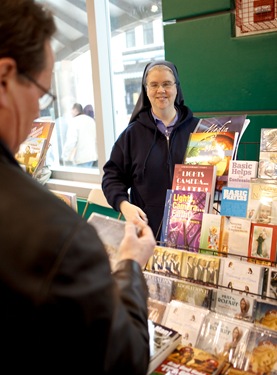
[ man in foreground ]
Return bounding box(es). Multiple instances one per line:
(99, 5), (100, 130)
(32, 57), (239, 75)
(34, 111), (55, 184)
(0, 1), (155, 373)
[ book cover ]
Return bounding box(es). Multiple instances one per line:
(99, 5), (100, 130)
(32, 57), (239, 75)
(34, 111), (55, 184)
(218, 216), (251, 258)
(171, 279), (213, 309)
(172, 164), (217, 213)
(183, 131), (239, 178)
(258, 151), (277, 179)
(148, 320), (182, 375)
(143, 271), (174, 303)
(195, 312), (252, 367)
(211, 290), (254, 322)
(265, 266), (277, 301)
(50, 190), (77, 211)
(199, 213), (222, 255)
(15, 137), (47, 175)
(150, 343), (229, 375)
(247, 178), (277, 225)
(259, 128), (277, 152)
(160, 189), (210, 252)
(145, 246), (185, 279)
(87, 212), (125, 271)
(181, 252), (221, 287)
(228, 160), (258, 188)
(194, 115), (248, 150)
(252, 299), (277, 332)
(258, 128), (277, 179)
(218, 258), (266, 297)
(161, 300), (209, 347)
(220, 187), (249, 218)
(148, 298), (168, 325)
(236, 326), (277, 375)
(248, 222), (277, 263)
(27, 120), (55, 174)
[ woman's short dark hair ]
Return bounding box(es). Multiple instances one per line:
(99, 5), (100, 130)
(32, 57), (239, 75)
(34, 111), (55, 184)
(0, 0), (56, 77)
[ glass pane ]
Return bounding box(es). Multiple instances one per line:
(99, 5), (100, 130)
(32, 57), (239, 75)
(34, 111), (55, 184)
(37, 0), (97, 171)
(108, 0), (164, 138)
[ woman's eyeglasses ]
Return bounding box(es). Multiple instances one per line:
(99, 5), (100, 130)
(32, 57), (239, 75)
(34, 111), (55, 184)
(146, 81), (176, 91)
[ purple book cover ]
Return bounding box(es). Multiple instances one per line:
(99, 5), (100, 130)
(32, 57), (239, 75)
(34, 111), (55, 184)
(161, 190), (209, 252)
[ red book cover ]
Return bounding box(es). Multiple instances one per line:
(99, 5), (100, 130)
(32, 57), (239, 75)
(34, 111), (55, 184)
(172, 164), (217, 213)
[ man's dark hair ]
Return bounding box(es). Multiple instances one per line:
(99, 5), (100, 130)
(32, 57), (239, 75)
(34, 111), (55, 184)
(0, 0), (56, 77)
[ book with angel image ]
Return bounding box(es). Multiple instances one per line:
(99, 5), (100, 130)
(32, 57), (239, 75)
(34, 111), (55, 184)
(195, 312), (252, 367)
(252, 299), (277, 332)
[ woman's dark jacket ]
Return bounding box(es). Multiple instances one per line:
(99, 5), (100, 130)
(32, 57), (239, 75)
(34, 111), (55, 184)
(102, 106), (199, 239)
(0, 140), (150, 374)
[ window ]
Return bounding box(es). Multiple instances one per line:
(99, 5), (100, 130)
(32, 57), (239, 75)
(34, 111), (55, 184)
(143, 22), (154, 45)
(40, 0), (164, 197)
(126, 29), (136, 48)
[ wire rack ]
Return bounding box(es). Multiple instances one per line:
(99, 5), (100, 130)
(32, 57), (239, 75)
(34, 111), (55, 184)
(236, 0), (277, 36)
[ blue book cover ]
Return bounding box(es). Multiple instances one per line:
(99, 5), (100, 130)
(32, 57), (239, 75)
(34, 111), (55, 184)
(220, 186), (249, 218)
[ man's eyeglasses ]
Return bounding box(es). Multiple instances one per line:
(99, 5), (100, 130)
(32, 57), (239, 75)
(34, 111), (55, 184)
(146, 81), (176, 91)
(22, 73), (56, 110)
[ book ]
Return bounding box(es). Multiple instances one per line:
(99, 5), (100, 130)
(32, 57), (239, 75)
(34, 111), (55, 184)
(248, 222), (277, 263)
(143, 271), (174, 303)
(194, 115), (249, 155)
(218, 258), (266, 297)
(235, 326), (277, 375)
(148, 298), (168, 324)
(160, 189), (210, 252)
(252, 299), (277, 332)
(247, 178), (277, 225)
(149, 343), (229, 375)
(228, 160), (258, 188)
(87, 212), (125, 271)
(211, 289), (254, 322)
(148, 320), (182, 375)
(265, 266), (277, 301)
(181, 251), (221, 287)
(171, 279), (213, 309)
(218, 216), (251, 258)
(183, 131), (239, 178)
(258, 128), (277, 179)
(50, 190), (77, 211)
(258, 152), (277, 179)
(27, 120), (55, 175)
(220, 187), (249, 218)
(199, 213), (222, 256)
(15, 137), (47, 175)
(145, 245), (185, 279)
(195, 312), (252, 367)
(161, 300), (209, 346)
(172, 164), (217, 213)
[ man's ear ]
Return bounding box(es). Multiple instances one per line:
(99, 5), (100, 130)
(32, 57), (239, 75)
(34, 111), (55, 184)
(0, 58), (17, 105)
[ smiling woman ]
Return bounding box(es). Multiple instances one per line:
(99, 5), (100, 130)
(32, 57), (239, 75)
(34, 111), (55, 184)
(37, 0), (164, 198)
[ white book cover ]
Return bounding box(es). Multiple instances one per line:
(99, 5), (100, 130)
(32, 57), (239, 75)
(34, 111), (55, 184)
(228, 160), (258, 188)
(218, 258), (266, 297)
(211, 289), (254, 322)
(199, 213), (222, 255)
(219, 216), (251, 258)
(265, 266), (277, 301)
(162, 300), (209, 347)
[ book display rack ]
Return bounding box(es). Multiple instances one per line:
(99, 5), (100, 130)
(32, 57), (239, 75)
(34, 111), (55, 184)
(143, 118), (277, 375)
